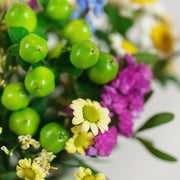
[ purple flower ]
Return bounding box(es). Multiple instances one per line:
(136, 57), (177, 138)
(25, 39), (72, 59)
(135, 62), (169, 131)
(93, 126), (118, 157)
(100, 54), (153, 138)
(63, 104), (73, 116)
(86, 146), (97, 156)
(28, 0), (38, 9)
(118, 110), (133, 137)
(86, 126), (118, 157)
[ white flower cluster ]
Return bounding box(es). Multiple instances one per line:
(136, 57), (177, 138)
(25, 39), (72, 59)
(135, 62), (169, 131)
(18, 135), (40, 150)
(33, 149), (57, 175)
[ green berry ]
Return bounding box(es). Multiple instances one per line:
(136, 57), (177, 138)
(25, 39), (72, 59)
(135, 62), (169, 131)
(19, 33), (48, 64)
(88, 53), (119, 84)
(5, 3), (37, 32)
(46, 0), (73, 21)
(70, 40), (99, 69)
(9, 107), (40, 136)
(1, 82), (30, 111)
(40, 122), (69, 153)
(62, 19), (91, 44)
(25, 66), (55, 97)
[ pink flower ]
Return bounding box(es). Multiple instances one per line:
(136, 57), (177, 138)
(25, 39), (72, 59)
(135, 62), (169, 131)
(100, 54), (153, 138)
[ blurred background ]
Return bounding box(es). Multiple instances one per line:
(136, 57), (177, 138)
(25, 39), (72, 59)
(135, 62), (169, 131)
(61, 0), (180, 179)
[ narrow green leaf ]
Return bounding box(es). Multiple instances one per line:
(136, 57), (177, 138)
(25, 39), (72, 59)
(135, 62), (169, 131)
(136, 137), (177, 162)
(7, 44), (19, 56)
(134, 53), (159, 64)
(8, 27), (29, 44)
(137, 113), (174, 132)
(144, 90), (153, 103)
(18, 57), (31, 71)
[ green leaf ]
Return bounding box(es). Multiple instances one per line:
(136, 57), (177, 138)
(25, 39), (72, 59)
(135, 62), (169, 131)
(7, 44), (19, 56)
(144, 90), (153, 103)
(137, 113), (174, 132)
(75, 77), (102, 100)
(53, 51), (71, 71)
(134, 53), (159, 64)
(0, 171), (17, 180)
(70, 67), (83, 79)
(32, 62), (43, 69)
(37, 0), (49, 8)
(8, 27), (29, 44)
(18, 57), (31, 71)
(36, 11), (52, 30)
(95, 30), (110, 44)
(104, 4), (133, 36)
(32, 31), (48, 41)
(30, 97), (47, 116)
(136, 137), (177, 162)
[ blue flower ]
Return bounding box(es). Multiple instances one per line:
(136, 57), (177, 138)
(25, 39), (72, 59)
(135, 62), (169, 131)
(93, 3), (104, 17)
(85, 14), (96, 34)
(77, 0), (88, 11)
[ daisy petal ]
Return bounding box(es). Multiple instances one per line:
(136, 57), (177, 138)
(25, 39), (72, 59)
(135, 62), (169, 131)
(81, 121), (90, 133)
(91, 123), (99, 136)
(72, 117), (84, 125)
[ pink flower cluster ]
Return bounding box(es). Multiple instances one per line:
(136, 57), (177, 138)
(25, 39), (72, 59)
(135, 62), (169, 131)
(86, 126), (118, 157)
(101, 54), (153, 137)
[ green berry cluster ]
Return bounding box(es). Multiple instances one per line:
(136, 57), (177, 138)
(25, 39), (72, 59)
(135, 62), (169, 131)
(1, 0), (119, 154)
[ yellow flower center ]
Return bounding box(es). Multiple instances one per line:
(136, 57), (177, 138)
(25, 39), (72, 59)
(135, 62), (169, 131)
(24, 168), (36, 179)
(83, 175), (96, 180)
(131, 0), (157, 4)
(83, 106), (99, 123)
(151, 23), (173, 52)
(122, 40), (138, 54)
(74, 134), (87, 147)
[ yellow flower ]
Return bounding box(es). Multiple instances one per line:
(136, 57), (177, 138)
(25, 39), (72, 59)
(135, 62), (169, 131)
(0, 127), (2, 134)
(131, 0), (157, 4)
(151, 23), (173, 53)
(65, 126), (94, 154)
(16, 158), (46, 180)
(74, 167), (106, 180)
(122, 40), (138, 54)
(70, 98), (111, 136)
(109, 33), (138, 56)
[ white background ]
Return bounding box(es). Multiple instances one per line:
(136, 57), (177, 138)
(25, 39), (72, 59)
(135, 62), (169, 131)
(61, 0), (180, 179)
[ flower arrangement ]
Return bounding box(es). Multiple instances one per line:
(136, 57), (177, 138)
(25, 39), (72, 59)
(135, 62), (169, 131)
(0, 0), (179, 179)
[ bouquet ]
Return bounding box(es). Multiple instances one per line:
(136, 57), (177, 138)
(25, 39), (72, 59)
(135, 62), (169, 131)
(0, 0), (179, 179)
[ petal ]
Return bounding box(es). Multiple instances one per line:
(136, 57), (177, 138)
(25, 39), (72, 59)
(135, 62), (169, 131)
(84, 168), (92, 175)
(95, 173), (106, 180)
(86, 99), (93, 105)
(77, 147), (85, 154)
(74, 173), (81, 180)
(72, 117), (84, 125)
(19, 158), (31, 169)
(81, 121), (90, 133)
(90, 123), (99, 136)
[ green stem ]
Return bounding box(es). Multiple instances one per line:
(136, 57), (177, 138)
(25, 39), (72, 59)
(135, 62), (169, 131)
(10, 144), (19, 154)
